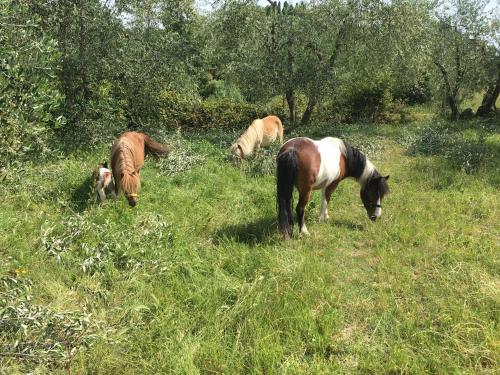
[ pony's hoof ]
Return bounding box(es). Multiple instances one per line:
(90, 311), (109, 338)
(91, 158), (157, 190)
(319, 215), (329, 222)
(299, 227), (310, 237)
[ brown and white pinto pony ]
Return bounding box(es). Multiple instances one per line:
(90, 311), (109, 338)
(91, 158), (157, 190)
(231, 115), (284, 158)
(276, 137), (390, 238)
(111, 131), (168, 207)
(93, 161), (116, 202)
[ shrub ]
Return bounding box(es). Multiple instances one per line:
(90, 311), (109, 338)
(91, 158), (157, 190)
(346, 81), (394, 123)
(199, 79), (245, 102)
(56, 81), (129, 151)
(157, 90), (200, 129)
(0, 3), (65, 168)
(393, 75), (432, 105)
(197, 98), (263, 129)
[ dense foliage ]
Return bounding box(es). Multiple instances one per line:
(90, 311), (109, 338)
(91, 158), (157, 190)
(0, 0), (498, 165)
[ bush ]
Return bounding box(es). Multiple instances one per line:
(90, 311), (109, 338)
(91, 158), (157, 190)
(346, 80), (394, 123)
(197, 99), (263, 129)
(157, 90), (200, 129)
(56, 80), (129, 151)
(0, 3), (65, 168)
(393, 75), (432, 105)
(156, 91), (277, 131)
(199, 79), (245, 101)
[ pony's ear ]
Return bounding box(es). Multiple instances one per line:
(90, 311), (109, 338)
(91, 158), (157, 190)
(385, 175), (390, 180)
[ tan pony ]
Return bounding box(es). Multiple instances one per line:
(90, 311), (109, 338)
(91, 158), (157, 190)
(231, 115), (284, 159)
(111, 131), (168, 207)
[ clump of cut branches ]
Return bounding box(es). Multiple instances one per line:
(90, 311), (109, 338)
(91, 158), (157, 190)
(0, 276), (100, 369)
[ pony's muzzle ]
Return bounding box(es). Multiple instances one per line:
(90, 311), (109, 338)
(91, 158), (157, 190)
(370, 215), (377, 222)
(127, 193), (137, 207)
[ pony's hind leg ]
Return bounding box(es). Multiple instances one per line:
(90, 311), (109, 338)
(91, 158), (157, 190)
(296, 189), (311, 236)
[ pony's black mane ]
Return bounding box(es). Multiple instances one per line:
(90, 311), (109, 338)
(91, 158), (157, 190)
(367, 169), (390, 197)
(343, 142), (366, 178)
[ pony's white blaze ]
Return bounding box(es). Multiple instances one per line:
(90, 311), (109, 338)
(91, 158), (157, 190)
(312, 137), (343, 188)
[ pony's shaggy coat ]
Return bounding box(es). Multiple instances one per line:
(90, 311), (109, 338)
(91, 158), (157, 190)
(111, 132), (168, 206)
(231, 115), (284, 158)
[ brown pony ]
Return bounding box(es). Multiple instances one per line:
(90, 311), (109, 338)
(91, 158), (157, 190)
(111, 131), (168, 206)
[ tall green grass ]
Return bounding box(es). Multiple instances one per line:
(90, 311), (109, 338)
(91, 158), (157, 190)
(0, 118), (498, 374)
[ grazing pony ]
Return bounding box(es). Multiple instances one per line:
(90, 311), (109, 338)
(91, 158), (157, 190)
(276, 137), (390, 238)
(93, 162), (116, 202)
(231, 115), (284, 158)
(111, 131), (168, 207)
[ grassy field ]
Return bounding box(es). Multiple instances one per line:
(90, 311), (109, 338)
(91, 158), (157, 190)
(0, 117), (499, 374)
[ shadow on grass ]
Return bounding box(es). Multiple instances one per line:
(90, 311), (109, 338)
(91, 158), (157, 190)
(330, 219), (365, 231)
(69, 175), (94, 213)
(214, 216), (277, 246)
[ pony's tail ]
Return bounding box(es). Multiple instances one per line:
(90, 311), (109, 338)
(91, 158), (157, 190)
(143, 134), (169, 158)
(276, 148), (298, 239)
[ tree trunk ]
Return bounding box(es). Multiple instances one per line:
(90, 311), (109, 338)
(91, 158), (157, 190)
(477, 73), (500, 116)
(286, 90), (296, 127)
(78, 3), (90, 109)
(300, 97), (317, 126)
(434, 61), (460, 120)
(447, 93), (460, 120)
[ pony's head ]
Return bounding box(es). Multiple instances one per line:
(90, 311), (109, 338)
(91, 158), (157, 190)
(120, 171), (140, 207)
(230, 143), (244, 159)
(360, 174), (390, 221)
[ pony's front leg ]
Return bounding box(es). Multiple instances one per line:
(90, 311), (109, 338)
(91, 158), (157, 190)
(319, 188), (329, 222)
(319, 181), (339, 222)
(97, 187), (106, 202)
(254, 142), (261, 157)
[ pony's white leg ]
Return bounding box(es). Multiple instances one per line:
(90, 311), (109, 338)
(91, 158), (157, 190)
(98, 188), (106, 202)
(299, 223), (310, 237)
(319, 188), (329, 221)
